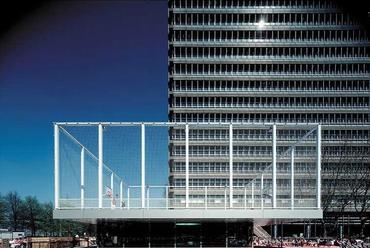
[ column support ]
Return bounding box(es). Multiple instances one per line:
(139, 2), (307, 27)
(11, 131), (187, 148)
(185, 124), (189, 208)
(120, 180), (123, 209)
(205, 186), (208, 209)
(261, 174), (264, 210)
(272, 124), (277, 208)
(166, 186), (169, 209)
(229, 123), (233, 208)
(316, 125), (321, 209)
(110, 173), (114, 208)
(54, 124), (60, 209)
(146, 186), (150, 209)
(127, 187), (130, 209)
(141, 123), (146, 209)
(80, 147), (85, 209)
(98, 124), (103, 208)
(244, 186), (247, 209)
(290, 147), (295, 209)
(251, 181), (255, 209)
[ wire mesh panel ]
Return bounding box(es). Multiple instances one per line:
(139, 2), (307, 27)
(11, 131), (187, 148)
(59, 128), (81, 209)
(55, 122), (321, 210)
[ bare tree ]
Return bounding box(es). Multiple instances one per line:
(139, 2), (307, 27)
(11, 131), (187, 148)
(23, 196), (42, 236)
(321, 141), (351, 237)
(0, 194), (6, 227)
(349, 150), (370, 238)
(5, 191), (23, 231)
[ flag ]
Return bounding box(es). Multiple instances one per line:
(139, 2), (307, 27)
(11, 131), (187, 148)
(105, 186), (112, 198)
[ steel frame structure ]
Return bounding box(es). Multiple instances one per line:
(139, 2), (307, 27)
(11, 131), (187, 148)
(54, 121), (321, 212)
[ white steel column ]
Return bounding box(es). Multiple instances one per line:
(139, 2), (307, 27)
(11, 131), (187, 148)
(290, 147), (295, 209)
(54, 124), (60, 209)
(110, 173), (114, 208)
(229, 124), (233, 208)
(166, 186), (169, 209)
(80, 147), (85, 209)
(272, 124), (277, 208)
(98, 124), (103, 208)
(146, 186), (149, 209)
(251, 181), (255, 209)
(244, 186), (247, 209)
(316, 125), (322, 209)
(141, 124), (146, 209)
(205, 186), (208, 209)
(185, 124), (189, 208)
(127, 187), (130, 209)
(261, 174), (264, 209)
(120, 181), (123, 209)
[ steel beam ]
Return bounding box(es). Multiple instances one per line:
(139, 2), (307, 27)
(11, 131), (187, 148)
(120, 181), (123, 209)
(272, 124), (277, 208)
(98, 124), (103, 208)
(229, 123), (233, 208)
(185, 124), (189, 208)
(80, 148), (85, 209)
(316, 125), (322, 209)
(290, 147), (295, 210)
(54, 124), (60, 209)
(141, 124), (146, 209)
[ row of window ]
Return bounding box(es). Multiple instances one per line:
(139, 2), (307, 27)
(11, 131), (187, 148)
(171, 63), (369, 74)
(169, 0), (338, 9)
(170, 80), (370, 91)
(170, 13), (357, 26)
(172, 96), (369, 107)
(170, 129), (311, 139)
(171, 145), (316, 156)
(171, 161), (316, 173)
(169, 129), (369, 141)
(322, 163), (370, 173)
(172, 146), (370, 155)
(170, 46), (370, 58)
(170, 113), (370, 123)
(171, 30), (368, 41)
(171, 178), (316, 187)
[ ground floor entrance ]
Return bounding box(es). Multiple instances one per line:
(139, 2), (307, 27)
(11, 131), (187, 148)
(97, 220), (253, 247)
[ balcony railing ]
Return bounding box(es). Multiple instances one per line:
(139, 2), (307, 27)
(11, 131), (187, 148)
(171, 88), (370, 94)
(170, 5), (337, 13)
(171, 55), (370, 63)
(171, 23), (358, 30)
(171, 39), (370, 46)
(171, 103), (369, 110)
(59, 185), (317, 210)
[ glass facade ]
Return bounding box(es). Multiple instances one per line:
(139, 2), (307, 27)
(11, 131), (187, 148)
(168, 0), (370, 211)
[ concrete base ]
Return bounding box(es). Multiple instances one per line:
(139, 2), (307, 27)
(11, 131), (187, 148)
(54, 208), (322, 225)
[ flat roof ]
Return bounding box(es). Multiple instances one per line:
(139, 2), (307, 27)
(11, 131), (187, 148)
(54, 208), (322, 225)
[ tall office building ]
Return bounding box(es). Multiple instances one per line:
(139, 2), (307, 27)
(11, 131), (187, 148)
(168, 0), (370, 235)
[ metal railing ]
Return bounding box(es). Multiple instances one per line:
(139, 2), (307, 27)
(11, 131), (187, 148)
(59, 185), (317, 210)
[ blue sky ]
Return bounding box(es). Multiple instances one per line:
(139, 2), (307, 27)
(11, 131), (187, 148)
(0, 1), (168, 202)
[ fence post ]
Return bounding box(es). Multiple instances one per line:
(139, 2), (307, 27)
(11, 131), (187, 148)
(120, 181), (123, 209)
(229, 123), (233, 208)
(98, 124), (103, 209)
(141, 124), (146, 209)
(316, 125), (321, 209)
(80, 147), (85, 209)
(252, 181), (255, 209)
(166, 186), (169, 209)
(111, 173), (114, 208)
(291, 147), (295, 209)
(261, 174), (264, 210)
(185, 124), (189, 208)
(127, 187), (130, 209)
(272, 124), (277, 208)
(205, 186), (208, 209)
(54, 124), (60, 209)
